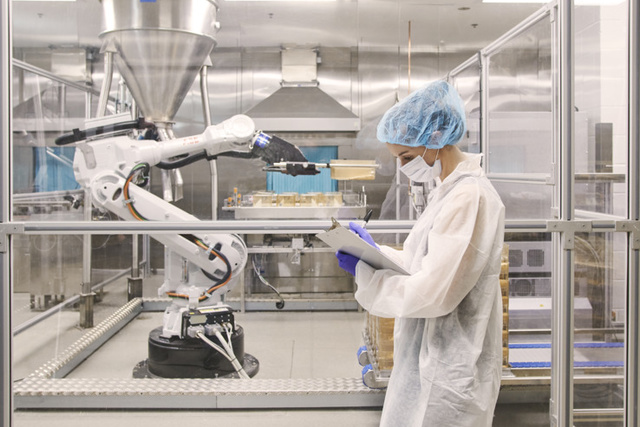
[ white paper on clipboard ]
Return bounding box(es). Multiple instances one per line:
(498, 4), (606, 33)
(317, 218), (409, 275)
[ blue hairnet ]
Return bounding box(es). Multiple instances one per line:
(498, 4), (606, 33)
(376, 80), (467, 148)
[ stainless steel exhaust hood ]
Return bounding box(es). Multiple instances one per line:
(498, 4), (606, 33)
(245, 49), (360, 132)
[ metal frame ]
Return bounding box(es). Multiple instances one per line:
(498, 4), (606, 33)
(467, 1), (638, 424)
(2, 1), (639, 422)
(0, 219), (417, 236)
(626, 1), (640, 425)
(447, 52), (481, 81)
(550, 1), (576, 426)
(1, 1), (11, 426)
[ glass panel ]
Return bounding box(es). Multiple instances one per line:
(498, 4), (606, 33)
(11, 67), (87, 196)
(573, 232), (625, 427)
(572, 3), (628, 426)
(574, 3), (628, 220)
(485, 15), (553, 220)
(493, 181), (554, 220)
(12, 231), (136, 311)
(498, 231), (626, 425)
(449, 57), (481, 154)
(499, 232), (554, 424)
(12, 233), (137, 374)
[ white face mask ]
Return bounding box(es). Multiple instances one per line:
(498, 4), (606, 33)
(400, 147), (441, 183)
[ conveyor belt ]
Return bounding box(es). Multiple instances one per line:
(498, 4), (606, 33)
(510, 361), (624, 368)
(508, 342), (624, 369)
(509, 342), (624, 349)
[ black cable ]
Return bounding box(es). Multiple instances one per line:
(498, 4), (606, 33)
(123, 163), (151, 221)
(55, 118), (155, 146)
(156, 150), (258, 170)
(181, 234), (233, 297)
(252, 256), (285, 309)
(156, 152), (207, 170)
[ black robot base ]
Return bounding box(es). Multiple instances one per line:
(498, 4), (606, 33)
(132, 325), (259, 379)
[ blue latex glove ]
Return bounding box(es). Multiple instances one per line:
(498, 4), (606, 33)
(349, 222), (379, 249)
(336, 250), (360, 276)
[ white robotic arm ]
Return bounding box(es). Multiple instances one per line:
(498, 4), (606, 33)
(129, 114), (256, 166)
(73, 114), (257, 187)
(69, 115), (274, 337)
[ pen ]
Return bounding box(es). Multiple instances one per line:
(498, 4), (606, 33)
(361, 209), (373, 228)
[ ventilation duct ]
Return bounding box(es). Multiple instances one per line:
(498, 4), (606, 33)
(245, 49), (360, 132)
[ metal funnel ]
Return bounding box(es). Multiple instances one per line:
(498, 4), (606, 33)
(99, 0), (219, 124)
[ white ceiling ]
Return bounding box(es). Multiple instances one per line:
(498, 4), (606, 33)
(11, 0), (543, 51)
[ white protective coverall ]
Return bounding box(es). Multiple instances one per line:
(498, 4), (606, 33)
(355, 153), (505, 427)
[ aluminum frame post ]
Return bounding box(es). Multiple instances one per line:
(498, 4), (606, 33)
(551, 0), (576, 426)
(0, 1), (11, 425)
(626, 0), (640, 425)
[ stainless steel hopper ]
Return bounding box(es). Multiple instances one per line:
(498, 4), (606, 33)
(99, 0), (219, 125)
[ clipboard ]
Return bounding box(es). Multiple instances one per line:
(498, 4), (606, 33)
(317, 218), (409, 275)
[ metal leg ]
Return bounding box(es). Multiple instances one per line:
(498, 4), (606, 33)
(80, 189), (94, 328)
(128, 234), (143, 300)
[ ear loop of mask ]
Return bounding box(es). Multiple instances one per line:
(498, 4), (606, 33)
(408, 182), (425, 217)
(408, 146), (430, 217)
(409, 146), (441, 216)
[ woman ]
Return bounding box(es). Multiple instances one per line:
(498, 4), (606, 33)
(336, 80), (505, 426)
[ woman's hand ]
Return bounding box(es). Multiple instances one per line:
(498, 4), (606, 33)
(336, 250), (360, 276)
(348, 222), (379, 249)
